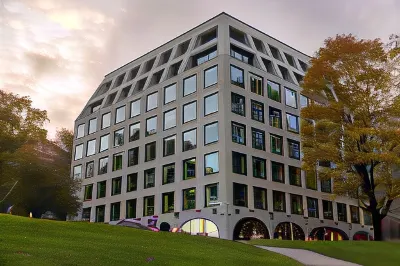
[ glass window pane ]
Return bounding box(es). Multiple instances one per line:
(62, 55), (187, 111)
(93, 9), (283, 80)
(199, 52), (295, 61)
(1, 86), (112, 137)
(323, 200), (334, 220)
(251, 100), (264, 123)
(114, 128), (124, 147)
(204, 93), (218, 115)
(127, 173), (138, 192)
(205, 66), (218, 87)
(254, 187), (267, 210)
(147, 92), (158, 111)
(77, 124), (85, 138)
(250, 74), (263, 96)
(129, 122), (140, 142)
(205, 152), (219, 175)
(74, 144), (83, 160)
(204, 122), (218, 145)
(163, 109), (176, 130)
(231, 93), (245, 116)
(111, 177), (122, 196)
(285, 88), (297, 108)
(267, 80), (281, 102)
(286, 113), (299, 133)
(230, 65), (244, 87)
(145, 142), (156, 162)
(273, 190), (286, 212)
(288, 139), (300, 159)
(291, 194), (303, 215)
(73, 165), (82, 179)
(146, 116), (157, 136)
(126, 199), (136, 218)
(100, 134), (109, 152)
(164, 84), (176, 104)
(183, 101), (197, 123)
(97, 181), (106, 198)
(232, 151), (247, 175)
(144, 168), (155, 189)
(300, 94), (309, 108)
(337, 203), (347, 222)
(233, 183), (247, 207)
(102, 113), (111, 129)
(163, 135), (176, 157)
(252, 157), (266, 179)
(205, 184), (219, 207)
(163, 164), (175, 184)
(115, 106), (126, 124)
(183, 158), (196, 180)
(232, 122), (246, 145)
(86, 161), (94, 178)
(270, 134), (283, 155)
(289, 166), (301, 186)
(272, 161), (284, 183)
(252, 128), (265, 150)
(88, 118), (97, 134)
(86, 139), (96, 156)
(183, 128), (197, 151)
(307, 197), (319, 218)
(127, 147), (139, 167)
(269, 107), (282, 128)
(98, 157), (108, 175)
(162, 192), (175, 213)
(113, 153), (123, 171)
(130, 99), (140, 117)
(183, 188), (196, 210)
(183, 75), (196, 96)
(143, 196), (155, 216)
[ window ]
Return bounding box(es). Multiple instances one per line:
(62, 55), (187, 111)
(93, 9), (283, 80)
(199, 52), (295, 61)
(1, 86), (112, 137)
(250, 74), (263, 95)
(97, 181), (106, 198)
(98, 157), (108, 175)
(323, 200), (333, 220)
(95, 205), (105, 223)
(145, 142), (156, 162)
(129, 122), (140, 142)
(273, 191), (286, 212)
(350, 206), (360, 223)
(146, 116), (157, 136)
(271, 161), (284, 183)
(231, 93), (245, 116)
(267, 80), (280, 102)
(82, 207), (91, 221)
(162, 192), (175, 213)
(286, 113), (299, 133)
(288, 139), (300, 159)
(232, 151), (247, 175)
(130, 99), (140, 117)
(252, 128), (265, 150)
(183, 158), (196, 180)
(88, 118), (97, 134)
(204, 122), (218, 145)
(254, 187), (267, 210)
(269, 107), (282, 128)
(307, 197), (319, 218)
(84, 184), (93, 201)
(285, 88), (297, 108)
(127, 173), (138, 192)
(321, 179), (332, 193)
(86, 139), (96, 156)
(233, 183), (248, 207)
(232, 122), (246, 145)
(127, 147), (139, 167)
(163, 109), (176, 130)
(126, 199), (136, 218)
(183, 188), (196, 210)
(183, 101), (197, 123)
(115, 106), (126, 124)
(101, 113), (111, 129)
(194, 46), (217, 66)
(291, 194), (303, 215)
(111, 177), (122, 196)
(113, 153), (123, 171)
(183, 128), (197, 151)
(100, 134), (109, 152)
(146, 92), (158, 111)
(364, 210), (372, 226)
(204, 152), (219, 175)
(230, 45), (254, 65)
(163, 163), (175, 185)
(76, 124), (84, 139)
(183, 75), (196, 96)
(114, 128), (124, 147)
(337, 203), (347, 222)
(144, 168), (155, 189)
(270, 134), (283, 155)
(86, 161), (94, 178)
(205, 183), (218, 207)
(164, 83), (176, 104)
(143, 196), (155, 216)
(230, 65), (244, 87)
(251, 100), (264, 123)
(163, 135), (176, 157)
(306, 169), (317, 190)
(289, 166), (301, 186)
(300, 95), (310, 108)
(74, 144), (83, 160)
(252, 157), (266, 179)
(204, 93), (218, 116)
(204, 65), (218, 88)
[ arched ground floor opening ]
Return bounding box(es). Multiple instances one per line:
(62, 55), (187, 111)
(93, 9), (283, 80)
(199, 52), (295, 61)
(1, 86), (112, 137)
(310, 227), (349, 241)
(180, 218), (219, 238)
(233, 217), (270, 240)
(274, 222), (305, 240)
(353, 231), (374, 241)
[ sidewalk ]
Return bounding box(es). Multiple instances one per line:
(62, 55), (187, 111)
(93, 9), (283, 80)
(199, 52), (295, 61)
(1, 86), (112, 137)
(255, 246), (362, 266)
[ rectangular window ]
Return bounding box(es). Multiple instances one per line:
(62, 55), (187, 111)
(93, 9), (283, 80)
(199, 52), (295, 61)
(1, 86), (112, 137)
(337, 203), (347, 222)
(204, 122), (218, 145)
(204, 93), (218, 116)
(285, 88), (297, 108)
(164, 83), (176, 104)
(291, 194), (303, 215)
(84, 184), (93, 200)
(252, 128), (265, 150)
(97, 181), (106, 198)
(252, 157), (266, 179)
(267, 80), (281, 102)
(113, 153), (123, 171)
(269, 107), (282, 129)
(183, 75), (196, 96)
(82, 207), (91, 221)
(73, 165), (82, 179)
(127, 173), (138, 192)
(204, 152), (219, 175)
(95, 205), (105, 223)
(183, 158), (196, 180)
(251, 100), (264, 123)
(144, 168), (155, 189)
(86, 161), (94, 178)
(111, 177), (122, 196)
(271, 161), (285, 183)
(350, 205), (360, 223)
(163, 108), (176, 130)
(204, 65), (218, 88)
(126, 199), (137, 218)
(127, 147), (139, 167)
(163, 135), (176, 157)
(364, 210), (373, 226)
(286, 113), (299, 133)
(196, 46), (217, 66)
(232, 122), (246, 145)
(306, 169), (317, 190)
(114, 128), (124, 147)
(300, 94), (310, 109)
(88, 118), (97, 134)
(270, 134), (283, 155)
(162, 192), (175, 213)
(205, 183), (218, 207)
(289, 166), (301, 186)
(98, 157), (108, 175)
(86, 139), (96, 157)
(129, 122), (140, 142)
(76, 124), (84, 139)
(230, 65), (244, 87)
(254, 187), (267, 210)
(273, 191), (286, 212)
(143, 196), (155, 216)
(182, 128), (197, 151)
(231, 93), (245, 116)
(145, 142), (156, 162)
(100, 134), (109, 152)
(250, 74), (263, 96)
(146, 116), (157, 137)
(307, 197), (319, 218)
(288, 139), (300, 159)
(232, 151), (247, 175)
(183, 188), (196, 210)
(321, 179), (332, 193)
(163, 163), (175, 185)
(146, 92), (158, 111)
(323, 200), (333, 220)
(115, 106), (126, 124)
(183, 101), (197, 123)
(233, 183), (248, 207)
(102, 113), (111, 129)
(130, 99), (140, 117)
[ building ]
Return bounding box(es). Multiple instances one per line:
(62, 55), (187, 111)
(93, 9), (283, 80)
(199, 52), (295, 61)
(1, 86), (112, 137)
(71, 13), (373, 240)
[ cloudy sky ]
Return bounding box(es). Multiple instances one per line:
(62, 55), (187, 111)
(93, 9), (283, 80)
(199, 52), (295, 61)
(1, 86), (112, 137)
(1, 0), (399, 138)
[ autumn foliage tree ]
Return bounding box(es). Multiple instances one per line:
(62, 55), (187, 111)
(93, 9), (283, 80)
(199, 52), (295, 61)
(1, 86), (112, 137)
(301, 34), (400, 240)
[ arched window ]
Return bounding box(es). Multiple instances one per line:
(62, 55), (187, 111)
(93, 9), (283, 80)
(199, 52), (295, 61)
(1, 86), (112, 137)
(181, 218), (219, 238)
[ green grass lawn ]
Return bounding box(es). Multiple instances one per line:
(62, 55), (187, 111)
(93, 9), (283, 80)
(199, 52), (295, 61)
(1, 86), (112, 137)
(249, 239), (400, 266)
(0, 215), (300, 266)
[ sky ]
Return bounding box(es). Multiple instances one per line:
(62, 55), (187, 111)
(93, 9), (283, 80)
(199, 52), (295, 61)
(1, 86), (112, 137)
(1, 0), (399, 138)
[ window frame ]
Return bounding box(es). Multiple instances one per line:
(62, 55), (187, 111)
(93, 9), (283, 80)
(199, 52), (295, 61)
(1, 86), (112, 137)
(76, 124), (85, 139)
(204, 92), (219, 116)
(127, 173), (138, 192)
(205, 183), (219, 207)
(252, 156), (266, 179)
(183, 157), (196, 180)
(163, 134), (176, 157)
(74, 143), (83, 160)
(267, 80), (281, 102)
(101, 112), (111, 129)
(162, 191), (175, 214)
(145, 115), (157, 137)
(127, 147), (139, 167)
(113, 128), (125, 147)
(286, 113), (299, 133)
(270, 134), (283, 155)
(285, 87), (298, 109)
(182, 100), (197, 124)
(232, 151), (247, 175)
(233, 182), (248, 207)
(115, 105), (126, 124)
(288, 139), (300, 160)
(164, 83), (177, 105)
(290, 194), (303, 215)
(251, 127), (265, 151)
(111, 176), (122, 196)
(144, 168), (156, 189)
(183, 74), (197, 96)
(162, 163), (175, 185)
(204, 121), (219, 145)
(253, 186), (267, 210)
(145, 141), (156, 162)
(231, 121), (246, 145)
(129, 122), (140, 142)
(88, 118), (97, 135)
(204, 151), (219, 175)
(146, 92), (158, 112)
(86, 139), (96, 157)
(273, 190), (286, 212)
(182, 187), (196, 211)
(250, 73), (263, 96)
(230, 64), (245, 88)
(231, 92), (246, 116)
(271, 161), (285, 183)
(182, 128), (197, 152)
(98, 156), (109, 175)
(163, 108), (177, 131)
(112, 152), (123, 171)
(130, 99), (141, 118)
(307, 197), (319, 218)
(204, 65), (218, 88)
(251, 100), (264, 123)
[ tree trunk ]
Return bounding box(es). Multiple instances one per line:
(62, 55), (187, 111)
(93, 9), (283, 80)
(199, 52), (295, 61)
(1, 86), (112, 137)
(372, 212), (383, 241)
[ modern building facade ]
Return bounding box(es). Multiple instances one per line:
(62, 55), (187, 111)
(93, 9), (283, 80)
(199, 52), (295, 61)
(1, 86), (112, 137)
(71, 13), (373, 240)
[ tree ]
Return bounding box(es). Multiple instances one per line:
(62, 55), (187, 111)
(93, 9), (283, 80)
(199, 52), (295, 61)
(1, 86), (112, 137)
(301, 34), (400, 240)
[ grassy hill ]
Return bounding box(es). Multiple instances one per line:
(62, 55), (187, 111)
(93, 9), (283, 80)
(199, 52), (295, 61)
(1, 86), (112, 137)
(0, 215), (299, 266)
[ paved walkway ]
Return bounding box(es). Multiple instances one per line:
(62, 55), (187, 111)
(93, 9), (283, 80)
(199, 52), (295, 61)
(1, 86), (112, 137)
(255, 246), (362, 266)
